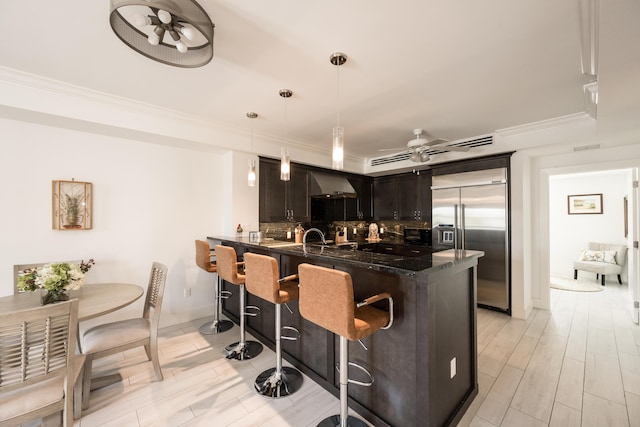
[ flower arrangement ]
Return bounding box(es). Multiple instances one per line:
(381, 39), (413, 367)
(18, 259), (95, 304)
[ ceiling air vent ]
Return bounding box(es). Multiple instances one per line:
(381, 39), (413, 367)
(371, 152), (412, 167)
(370, 134), (494, 167)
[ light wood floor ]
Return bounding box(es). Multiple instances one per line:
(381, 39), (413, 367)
(28, 281), (640, 427)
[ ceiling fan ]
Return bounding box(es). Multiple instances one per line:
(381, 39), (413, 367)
(379, 129), (470, 163)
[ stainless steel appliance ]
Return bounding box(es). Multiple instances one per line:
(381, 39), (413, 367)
(432, 168), (510, 313)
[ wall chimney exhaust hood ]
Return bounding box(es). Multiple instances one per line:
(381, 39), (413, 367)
(309, 172), (357, 198)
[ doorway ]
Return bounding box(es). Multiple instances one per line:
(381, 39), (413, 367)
(548, 168), (639, 323)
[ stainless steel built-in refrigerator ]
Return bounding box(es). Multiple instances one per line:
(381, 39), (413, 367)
(431, 168), (510, 313)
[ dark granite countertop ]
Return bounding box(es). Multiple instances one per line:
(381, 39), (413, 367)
(208, 236), (483, 277)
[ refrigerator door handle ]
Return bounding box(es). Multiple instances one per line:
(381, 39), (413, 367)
(460, 203), (466, 250)
(454, 203), (459, 250)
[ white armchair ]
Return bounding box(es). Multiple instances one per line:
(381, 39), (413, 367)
(573, 242), (627, 286)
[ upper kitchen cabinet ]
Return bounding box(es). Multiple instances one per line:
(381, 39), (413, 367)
(259, 158), (310, 222)
(346, 175), (373, 220)
(398, 171), (431, 221)
(373, 171), (431, 221)
(373, 175), (400, 220)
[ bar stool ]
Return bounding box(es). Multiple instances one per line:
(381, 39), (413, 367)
(195, 240), (233, 335)
(244, 252), (303, 398)
(215, 245), (263, 360)
(298, 263), (393, 427)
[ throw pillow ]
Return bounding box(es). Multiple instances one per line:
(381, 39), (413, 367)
(602, 250), (618, 264)
(579, 249), (618, 264)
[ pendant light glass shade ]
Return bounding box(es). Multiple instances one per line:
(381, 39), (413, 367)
(248, 159), (256, 187)
(279, 89), (293, 182)
(280, 147), (290, 181)
(246, 111), (258, 187)
(330, 52), (347, 170)
(332, 126), (344, 170)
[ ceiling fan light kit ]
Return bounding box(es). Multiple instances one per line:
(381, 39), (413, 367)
(109, 0), (214, 67)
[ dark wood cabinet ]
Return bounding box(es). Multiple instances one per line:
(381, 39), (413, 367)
(259, 159), (309, 222)
(346, 176), (373, 220)
(398, 171), (431, 221)
(373, 175), (400, 220)
(374, 172), (431, 221)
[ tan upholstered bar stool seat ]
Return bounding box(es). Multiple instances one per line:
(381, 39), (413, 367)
(244, 252), (303, 397)
(215, 245), (263, 360)
(195, 240), (233, 335)
(298, 263), (393, 427)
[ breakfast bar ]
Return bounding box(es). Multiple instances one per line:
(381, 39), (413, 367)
(209, 236), (483, 427)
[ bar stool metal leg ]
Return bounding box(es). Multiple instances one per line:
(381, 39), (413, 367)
(318, 336), (368, 427)
(199, 275), (233, 335)
(255, 303), (303, 397)
(224, 284), (263, 360)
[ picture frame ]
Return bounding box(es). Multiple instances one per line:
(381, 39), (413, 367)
(567, 193), (603, 215)
(52, 180), (93, 230)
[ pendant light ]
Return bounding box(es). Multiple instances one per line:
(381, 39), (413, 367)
(246, 112), (258, 187)
(330, 52), (347, 170)
(279, 89), (292, 181)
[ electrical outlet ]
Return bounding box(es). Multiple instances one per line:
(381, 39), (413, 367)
(183, 288), (191, 298)
(450, 357), (456, 379)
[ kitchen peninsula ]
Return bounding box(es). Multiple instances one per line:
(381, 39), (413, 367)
(209, 236), (483, 427)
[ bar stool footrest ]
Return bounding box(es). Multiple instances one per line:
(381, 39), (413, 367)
(244, 305), (261, 317)
(336, 361), (374, 387)
(224, 340), (263, 360)
(199, 319), (233, 335)
(254, 366), (303, 398)
(280, 326), (300, 341)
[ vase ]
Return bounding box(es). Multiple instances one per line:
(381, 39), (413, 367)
(41, 289), (70, 305)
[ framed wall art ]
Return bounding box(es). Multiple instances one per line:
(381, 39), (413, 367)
(52, 180), (92, 230)
(567, 193), (603, 215)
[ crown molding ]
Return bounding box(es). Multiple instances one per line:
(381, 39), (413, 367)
(0, 66), (355, 161)
(495, 112), (593, 137)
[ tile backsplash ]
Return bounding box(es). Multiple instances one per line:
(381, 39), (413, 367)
(259, 220), (431, 243)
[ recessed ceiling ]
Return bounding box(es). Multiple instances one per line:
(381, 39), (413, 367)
(0, 1), (589, 158)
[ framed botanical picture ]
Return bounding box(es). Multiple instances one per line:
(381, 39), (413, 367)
(567, 193), (603, 215)
(52, 180), (93, 230)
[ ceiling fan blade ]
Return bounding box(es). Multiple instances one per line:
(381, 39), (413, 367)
(438, 146), (470, 152)
(378, 147), (407, 152)
(422, 138), (450, 147)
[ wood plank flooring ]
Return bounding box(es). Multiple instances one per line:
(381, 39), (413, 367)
(25, 281), (640, 427)
(459, 282), (640, 427)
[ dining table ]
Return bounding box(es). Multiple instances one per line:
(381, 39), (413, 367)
(0, 283), (144, 320)
(0, 283), (145, 419)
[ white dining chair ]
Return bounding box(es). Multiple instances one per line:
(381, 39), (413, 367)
(0, 299), (83, 427)
(79, 262), (168, 410)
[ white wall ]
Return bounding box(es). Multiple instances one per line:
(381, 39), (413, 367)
(0, 117), (244, 331)
(549, 170), (630, 279)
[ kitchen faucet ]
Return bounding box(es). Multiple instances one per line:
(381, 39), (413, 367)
(303, 228), (327, 245)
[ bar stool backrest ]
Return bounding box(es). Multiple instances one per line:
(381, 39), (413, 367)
(195, 240), (216, 273)
(244, 253), (280, 303)
(298, 263), (356, 339)
(215, 245), (244, 285)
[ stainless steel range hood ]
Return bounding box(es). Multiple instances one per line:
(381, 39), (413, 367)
(309, 172), (357, 198)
